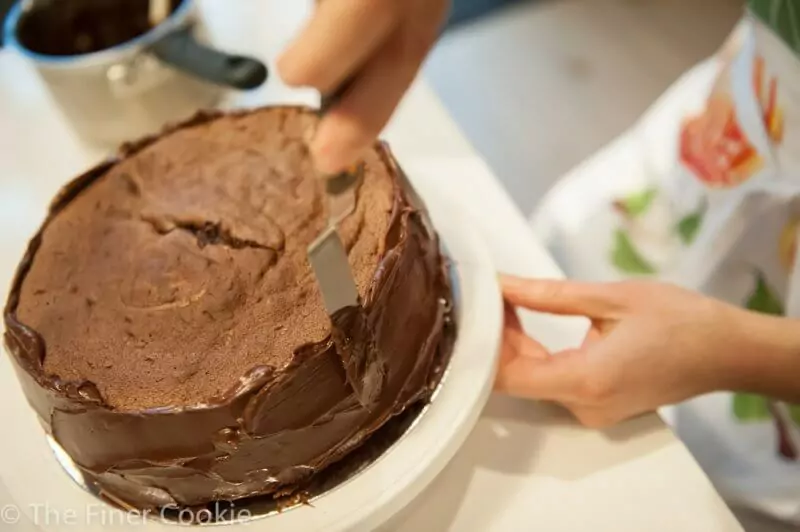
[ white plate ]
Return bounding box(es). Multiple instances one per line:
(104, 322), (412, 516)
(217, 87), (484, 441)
(0, 183), (503, 532)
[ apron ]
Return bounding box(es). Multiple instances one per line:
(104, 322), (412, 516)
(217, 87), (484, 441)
(601, 4), (800, 523)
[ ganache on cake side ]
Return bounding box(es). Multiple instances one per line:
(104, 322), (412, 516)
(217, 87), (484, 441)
(2, 107), (455, 510)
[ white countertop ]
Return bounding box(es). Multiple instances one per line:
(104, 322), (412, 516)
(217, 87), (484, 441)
(0, 1), (742, 530)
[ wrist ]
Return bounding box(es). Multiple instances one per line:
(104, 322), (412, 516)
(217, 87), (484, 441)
(720, 308), (800, 402)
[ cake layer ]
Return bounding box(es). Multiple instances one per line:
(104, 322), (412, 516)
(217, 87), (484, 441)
(3, 107), (455, 509)
(16, 107), (393, 410)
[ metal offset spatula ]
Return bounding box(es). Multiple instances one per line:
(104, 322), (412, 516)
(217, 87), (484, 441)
(307, 84), (362, 316)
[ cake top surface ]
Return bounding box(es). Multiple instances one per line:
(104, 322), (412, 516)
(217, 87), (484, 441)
(14, 108), (395, 411)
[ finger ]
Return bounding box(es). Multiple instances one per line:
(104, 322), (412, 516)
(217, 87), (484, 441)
(504, 300), (523, 333)
(503, 302), (549, 360)
(503, 328), (550, 361)
(495, 349), (586, 401)
(499, 305), (517, 367)
(500, 275), (625, 319)
(580, 321), (604, 349)
(500, 303), (522, 366)
(310, 21), (437, 173)
(502, 324), (550, 365)
(278, 0), (399, 93)
(567, 405), (621, 429)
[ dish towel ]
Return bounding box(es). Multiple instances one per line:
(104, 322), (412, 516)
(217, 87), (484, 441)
(534, 2), (800, 525)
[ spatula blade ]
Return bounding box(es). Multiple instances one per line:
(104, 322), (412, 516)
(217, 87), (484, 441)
(308, 226), (359, 314)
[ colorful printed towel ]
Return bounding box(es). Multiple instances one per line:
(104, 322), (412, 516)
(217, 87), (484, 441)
(534, 2), (800, 523)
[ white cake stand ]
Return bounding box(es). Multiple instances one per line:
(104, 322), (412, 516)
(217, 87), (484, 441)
(0, 183), (503, 532)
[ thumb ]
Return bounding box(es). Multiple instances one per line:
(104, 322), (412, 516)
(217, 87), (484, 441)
(500, 275), (624, 319)
(495, 348), (586, 402)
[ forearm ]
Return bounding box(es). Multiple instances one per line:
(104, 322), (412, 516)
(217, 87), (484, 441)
(722, 309), (800, 403)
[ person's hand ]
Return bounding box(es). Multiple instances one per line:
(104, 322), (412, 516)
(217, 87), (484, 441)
(278, 0), (449, 174)
(496, 275), (800, 428)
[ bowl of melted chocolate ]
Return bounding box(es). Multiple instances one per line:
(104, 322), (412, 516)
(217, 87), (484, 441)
(2, 0), (267, 145)
(15, 0), (185, 56)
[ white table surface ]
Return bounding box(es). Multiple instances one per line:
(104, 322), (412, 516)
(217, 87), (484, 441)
(0, 1), (743, 530)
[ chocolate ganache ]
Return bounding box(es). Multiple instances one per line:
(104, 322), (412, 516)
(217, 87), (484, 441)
(3, 107), (455, 510)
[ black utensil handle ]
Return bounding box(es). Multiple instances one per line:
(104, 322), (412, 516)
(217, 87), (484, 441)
(152, 28), (267, 90)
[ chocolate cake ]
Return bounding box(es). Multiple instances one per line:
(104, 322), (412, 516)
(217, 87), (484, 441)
(3, 107), (455, 510)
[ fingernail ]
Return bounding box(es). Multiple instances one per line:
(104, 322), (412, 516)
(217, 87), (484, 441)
(312, 134), (360, 175)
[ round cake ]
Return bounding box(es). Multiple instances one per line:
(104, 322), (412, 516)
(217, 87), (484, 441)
(3, 107), (455, 510)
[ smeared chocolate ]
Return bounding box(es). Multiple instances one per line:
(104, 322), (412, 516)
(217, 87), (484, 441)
(16, 0), (183, 56)
(331, 306), (385, 408)
(3, 107), (455, 510)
